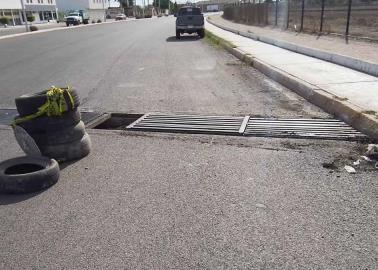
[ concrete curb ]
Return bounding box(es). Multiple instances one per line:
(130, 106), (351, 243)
(0, 19), (136, 41)
(207, 17), (378, 78)
(207, 28), (378, 140)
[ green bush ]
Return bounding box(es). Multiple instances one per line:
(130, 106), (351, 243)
(92, 20), (96, 24)
(97, 19), (102, 23)
(27, 15), (35, 23)
(0, 17), (10, 25)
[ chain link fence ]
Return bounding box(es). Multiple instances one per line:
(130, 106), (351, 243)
(223, 0), (378, 40)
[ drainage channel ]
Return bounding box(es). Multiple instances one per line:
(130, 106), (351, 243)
(0, 109), (371, 142)
(124, 113), (369, 142)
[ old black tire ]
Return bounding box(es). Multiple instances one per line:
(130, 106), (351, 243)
(0, 156), (59, 194)
(30, 121), (86, 146)
(39, 132), (91, 162)
(16, 109), (81, 134)
(176, 30), (180, 39)
(15, 89), (80, 117)
(66, 22), (69, 27)
(198, 29), (205, 38)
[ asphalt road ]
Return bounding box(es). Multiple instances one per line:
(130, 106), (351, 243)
(0, 17), (377, 270)
(0, 17), (326, 118)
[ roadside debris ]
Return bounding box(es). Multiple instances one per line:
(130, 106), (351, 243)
(0, 86), (91, 194)
(344, 165), (356, 174)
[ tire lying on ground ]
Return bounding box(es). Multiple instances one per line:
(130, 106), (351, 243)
(0, 156), (59, 194)
(16, 109), (81, 134)
(39, 132), (92, 162)
(30, 121), (86, 146)
(15, 89), (80, 117)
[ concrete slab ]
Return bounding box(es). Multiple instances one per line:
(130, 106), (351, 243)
(274, 61), (378, 85)
(317, 81), (378, 111)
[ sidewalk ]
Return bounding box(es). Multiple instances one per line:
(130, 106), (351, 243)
(205, 19), (378, 139)
(0, 22), (65, 37)
(208, 15), (378, 77)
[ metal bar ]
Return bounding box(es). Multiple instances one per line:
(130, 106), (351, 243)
(239, 116), (250, 134)
(319, 0), (325, 33)
(300, 0), (305, 32)
(126, 113), (150, 129)
(275, 0), (278, 26)
(345, 0), (352, 43)
(286, 0), (290, 29)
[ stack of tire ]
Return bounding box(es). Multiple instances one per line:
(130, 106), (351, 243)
(14, 89), (91, 162)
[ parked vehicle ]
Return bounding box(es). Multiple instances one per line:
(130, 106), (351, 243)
(65, 10), (90, 26)
(115, 14), (127, 21)
(175, 6), (204, 39)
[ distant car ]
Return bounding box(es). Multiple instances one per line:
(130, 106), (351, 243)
(175, 6), (204, 39)
(115, 14), (127, 21)
(65, 12), (83, 26)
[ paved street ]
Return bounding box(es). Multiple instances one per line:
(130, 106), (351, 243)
(0, 17), (326, 117)
(0, 17), (377, 269)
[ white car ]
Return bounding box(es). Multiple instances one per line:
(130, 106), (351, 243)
(115, 14), (127, 21)
(65, 12), (83, 26)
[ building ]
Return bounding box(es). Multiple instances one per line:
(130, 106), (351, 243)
(0, 0), (23, 26)
(0, 0), (58, 26)
(56, 0), (110, 21)
(25, 0), (58, 23)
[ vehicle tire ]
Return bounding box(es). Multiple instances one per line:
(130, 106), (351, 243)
(0, 156), (59, 194)
(16, 109), (81, 134)
(39, 132), (91, 162)
(198, 29), (205, 38)
(176, 30), (180, 39)
(15, 88), (80, 117)
(83, 19), (89, 24)
(66, 22), (69, 27)
(30, 121), (86, 146)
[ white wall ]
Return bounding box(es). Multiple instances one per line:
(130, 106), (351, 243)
(88, 0), (107, 10)
(0, 0), (22, 9)
(25, 0), (57, 6)
(55, 0), (89, 11)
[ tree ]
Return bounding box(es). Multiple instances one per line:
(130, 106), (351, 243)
(118, 0), (134, 8)
(27, 15), (35, 23)
(152, 0), (174, 9)
(0, 17), (10, 27)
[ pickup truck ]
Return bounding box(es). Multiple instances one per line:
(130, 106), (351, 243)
(65, 10), (90, 26)
(175, 6), (205, 39)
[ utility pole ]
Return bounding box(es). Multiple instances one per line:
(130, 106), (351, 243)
(102, 0), (106, 22)
(143, 0), (145, 17)
(20, 0), (28, 32)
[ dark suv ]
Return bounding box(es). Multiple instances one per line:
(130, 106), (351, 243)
(175, 6), (205, 39)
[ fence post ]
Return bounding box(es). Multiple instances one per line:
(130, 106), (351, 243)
(345, 0), (352, 42)
(286, 0), (290, 29)
(300, 0), (305, 32)
(275, 0), (278, 26)
(319, 0), (325, 33)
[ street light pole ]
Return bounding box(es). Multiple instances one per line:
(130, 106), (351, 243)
(102, 0), (106, 22)
(20, 0), (28, 32)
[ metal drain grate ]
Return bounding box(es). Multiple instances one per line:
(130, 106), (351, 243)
(244, 118), (367, 141)
(127, 113), (248, 135)
(127, 113), (368, 141)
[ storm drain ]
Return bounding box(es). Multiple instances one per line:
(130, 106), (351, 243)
(127, 113), (248, 135)
(244, 118), (367, 141)
(127, 113), (369, 141)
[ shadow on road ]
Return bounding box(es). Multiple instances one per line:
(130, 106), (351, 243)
(0, 190), (44, 205)
(166, 35), (201, 42)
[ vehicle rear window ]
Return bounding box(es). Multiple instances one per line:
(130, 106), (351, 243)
(178, 8), (201, 16)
